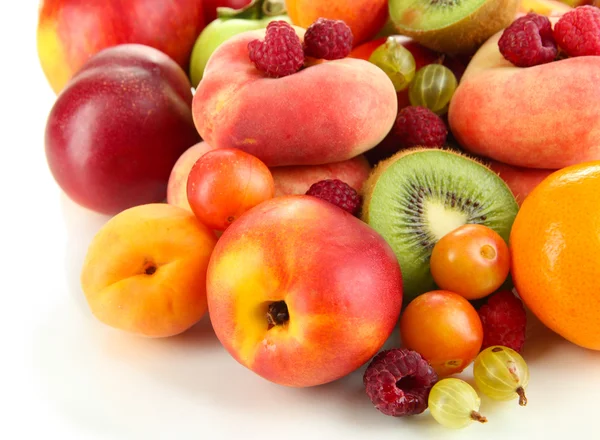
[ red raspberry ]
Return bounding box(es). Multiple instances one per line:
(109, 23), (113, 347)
(303, 18), (353, 60)
(248, 21), (304, 78)
(554, 6), (600, 57)
(363, 348), (438, 417)
(393, 106), (448, 150)
(305, 179), (361, 216)
(498, 13), (557, 67)
(478, 290), (527, 353)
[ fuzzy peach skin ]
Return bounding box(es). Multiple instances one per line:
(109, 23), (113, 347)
(80, 203), (217, 338)
(487, 160), (557, 205)
(206, 196), (403, 387)
(192, 27), (398, 167)
(167, 142), (372, 210)
(448, 15), (600, 170)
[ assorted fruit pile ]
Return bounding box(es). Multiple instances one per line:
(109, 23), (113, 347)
(37, 0), (600, 430)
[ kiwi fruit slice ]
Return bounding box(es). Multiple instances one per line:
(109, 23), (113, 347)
(388, 0), (519, 55)
(361, 148), (519, 302)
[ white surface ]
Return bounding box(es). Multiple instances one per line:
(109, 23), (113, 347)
(4, 3), (600, 439)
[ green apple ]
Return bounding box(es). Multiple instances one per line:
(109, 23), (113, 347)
(190, 0), (290, 87)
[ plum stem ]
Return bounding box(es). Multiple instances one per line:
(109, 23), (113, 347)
(517, 387), (528, 406)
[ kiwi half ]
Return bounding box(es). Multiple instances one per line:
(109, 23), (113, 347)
(361, 148), (519, 302)
(388, 0), (519, 54)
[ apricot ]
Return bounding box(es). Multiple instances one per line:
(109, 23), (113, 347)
(80, 203), (217, 338)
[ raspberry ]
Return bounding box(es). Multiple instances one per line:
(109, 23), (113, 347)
(363, 348), (438, 417)
(393, 106), (448, 150)
(303, 18), (353, 60)
(478, 290), (527, 353)
(305, 179), (361, 216)
(498, 13), (558, 67)
(248, 21), (304, 78)
(554, 6), (600, 57)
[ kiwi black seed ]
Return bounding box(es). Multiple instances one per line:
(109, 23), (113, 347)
(361, 147), (519, 302)
(388, 0), (520, 55)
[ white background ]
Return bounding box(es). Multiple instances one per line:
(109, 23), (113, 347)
(2, 2), (600, 439)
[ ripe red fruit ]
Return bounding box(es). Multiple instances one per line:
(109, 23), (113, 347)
(363, 348), (438, 417)
(478, 290), (527, 353)
(303, 18), (353, 60)
(187, 148), (275, 230)
(305, 179), (362, 216)
(554, 5), (600, 57)
(394, 106), (448, 150)
(498, 13), (558, 67)
(248, 21), (304, 77)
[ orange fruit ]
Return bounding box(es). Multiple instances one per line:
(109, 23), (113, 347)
(510, 161), (600, 350)
(284, 0), (389, 46)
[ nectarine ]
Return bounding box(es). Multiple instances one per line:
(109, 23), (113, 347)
(206, 196), (403, 387)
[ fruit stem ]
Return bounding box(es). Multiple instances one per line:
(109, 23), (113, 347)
(470, 411), (488, 424)
(217, 0), (286, 20)
(517, 387), (528, 406)
(266, 301), (289, 329)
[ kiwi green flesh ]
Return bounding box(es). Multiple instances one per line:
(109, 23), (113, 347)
(389, 0), (488, 31)
(365, 149), (518, 302)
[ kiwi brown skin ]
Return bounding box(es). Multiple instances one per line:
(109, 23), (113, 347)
(389, 0), (520, 55)
(360, 146), (519, 301)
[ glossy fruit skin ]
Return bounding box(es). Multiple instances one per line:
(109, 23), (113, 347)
(368, 37), (416, 92)
(409, 64), (457, 115)
(430, 224), (511, 300)
(474, 346), (530, 404)
(189, 13), (290, 87)
(429, 378), (486, 429)
(37, 0), (205, 94)
(44, 44), (200, 215)
(510, 161), (600, 351)
(187, 148), (275, 230)
(399, 290), (483, 377)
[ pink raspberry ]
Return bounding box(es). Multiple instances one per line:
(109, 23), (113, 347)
(303, 18), (353, 60)
(305, 179), (361, 216)
(393, 106), (448, 150)
(363, 348), (438, 417)
(248, 21), (304, 78)
(498, 13), (558, 67)
(554, 6), (600, 57)
(478, 290), (527, 353)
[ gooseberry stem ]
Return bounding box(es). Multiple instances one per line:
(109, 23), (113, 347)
(517, 387), (528, 406)
(471, 411), (488, 424)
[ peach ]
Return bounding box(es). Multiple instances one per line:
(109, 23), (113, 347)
(206, 195), (403, 387)
(487, 160), (557, 205)
(284, 0), (389, 46)
(448, 15), (600, 170)
(167, 142), (372, 210)
(270, 156), (371, 197)
(192, 27), (398, 167)
(80, 203), (217, 338)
